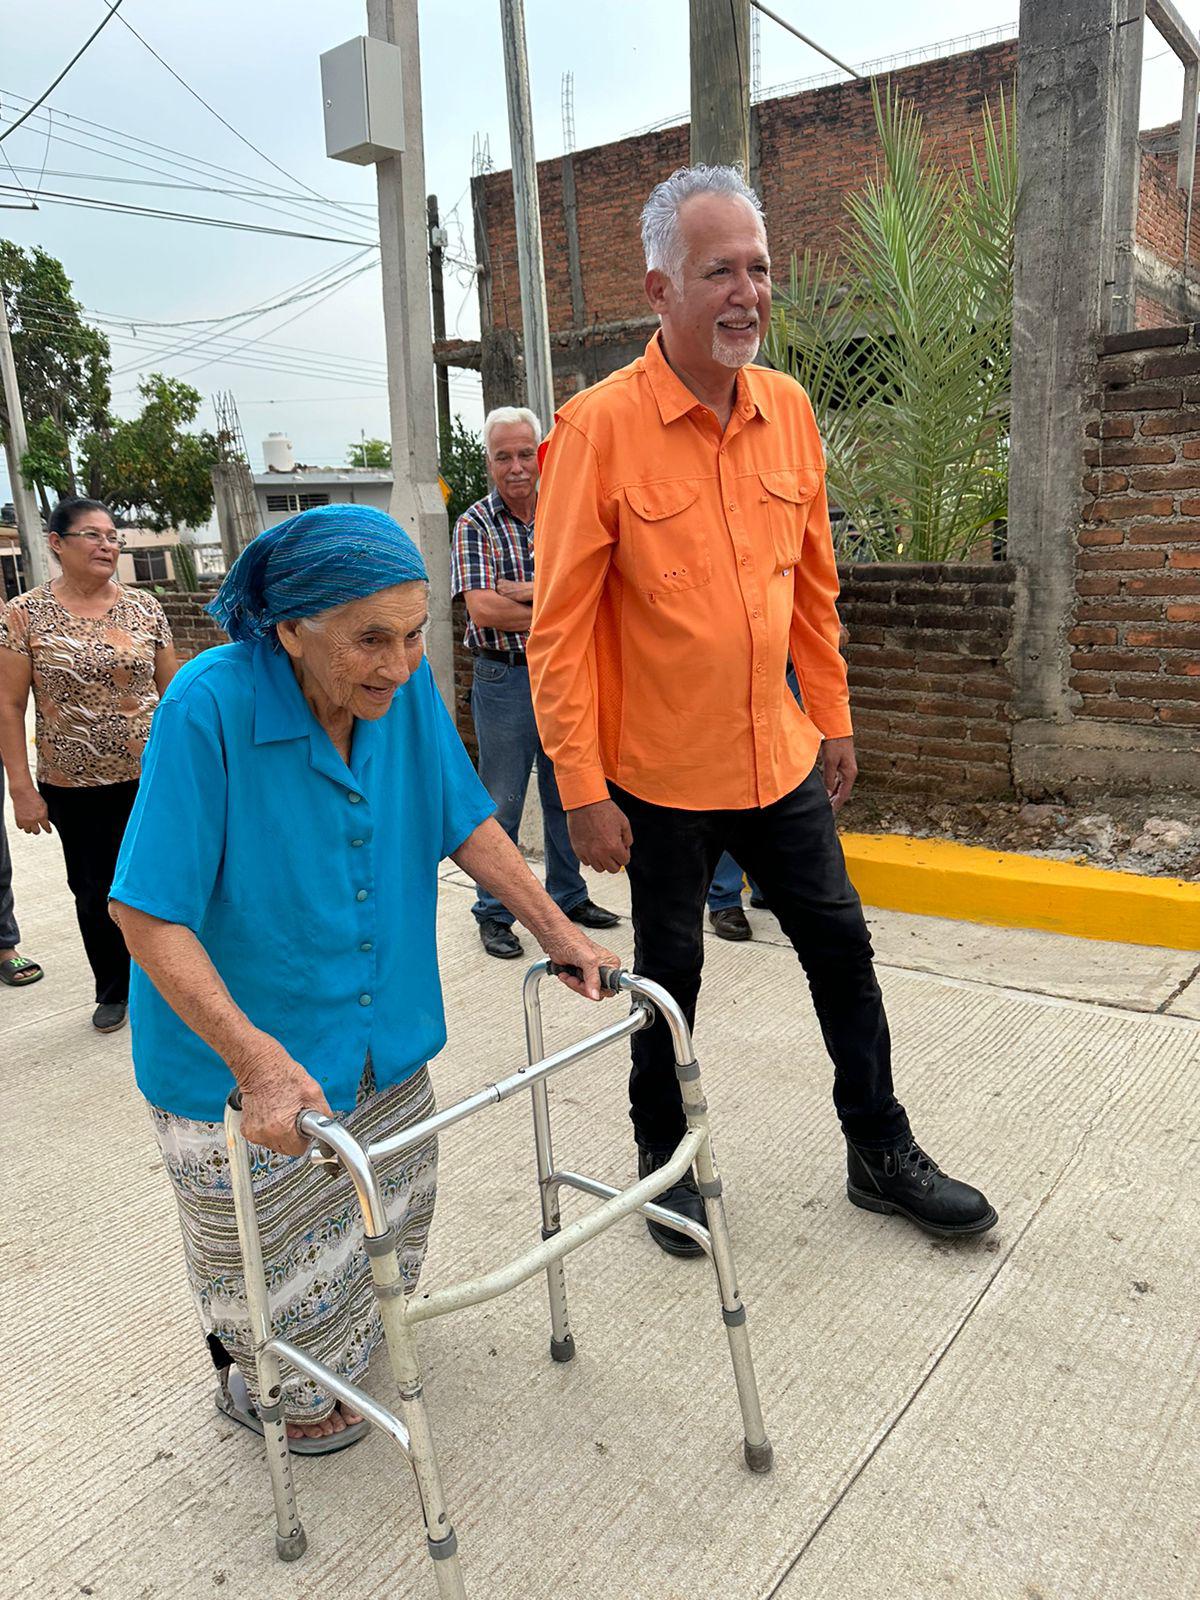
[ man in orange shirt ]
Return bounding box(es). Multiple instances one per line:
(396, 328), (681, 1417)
(528, 165), (996, 1252)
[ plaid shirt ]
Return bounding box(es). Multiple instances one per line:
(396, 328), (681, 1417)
(450, 487), (536, 653)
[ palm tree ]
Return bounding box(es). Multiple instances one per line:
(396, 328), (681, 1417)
(763, 82), (1017, 563)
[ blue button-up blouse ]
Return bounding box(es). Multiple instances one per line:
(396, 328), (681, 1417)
(111, 640), (495, 1122)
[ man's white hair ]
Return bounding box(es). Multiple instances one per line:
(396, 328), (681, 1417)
(483, 405), (543, 456)
(640, 164), (765, 285)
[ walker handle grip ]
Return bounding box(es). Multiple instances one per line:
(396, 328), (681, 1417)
(547, 962), (624, 993)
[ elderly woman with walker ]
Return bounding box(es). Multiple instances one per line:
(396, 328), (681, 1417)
(110, 504), (616, 1453)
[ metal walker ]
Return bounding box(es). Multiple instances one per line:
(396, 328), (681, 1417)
(224, 960), (773, 1598)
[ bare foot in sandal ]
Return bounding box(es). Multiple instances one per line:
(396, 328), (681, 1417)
(287, 1402), (364, 1442)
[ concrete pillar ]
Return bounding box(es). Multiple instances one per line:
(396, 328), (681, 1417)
(1008, 0), (1131, 792)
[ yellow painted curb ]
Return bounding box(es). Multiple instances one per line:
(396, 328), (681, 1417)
(840, 833), (1200, 952)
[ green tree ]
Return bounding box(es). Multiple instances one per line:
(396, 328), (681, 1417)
(81, 374), (219, 531)
(440, 416), (487, 528)
(762, 84), (1016, 562)
(347, 436), (391, 468)
(0, 241), (111, 511)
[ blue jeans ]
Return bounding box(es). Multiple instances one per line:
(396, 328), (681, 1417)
(707, 851), (747, 912)
(470, 657), (588, 926)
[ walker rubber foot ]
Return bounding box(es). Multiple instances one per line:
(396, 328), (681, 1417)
(744, 1436), (774, 1473)
(276, 1527), (308, 1562)
(550, 1333), (576, 1363)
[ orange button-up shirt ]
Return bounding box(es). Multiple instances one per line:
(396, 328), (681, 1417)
(528, 333), (851, 812)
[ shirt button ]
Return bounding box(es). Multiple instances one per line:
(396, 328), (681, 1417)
(360, 941), (373, 952)
(728, 502), (736, 512)
(356, 888), (368, 902)
(351, 838), (364, 847)
(348, 793), (362, 805)
(755, 664), (764, 674)
(752, 608), (762, 618)
(741, 556), (751, 567)
(359, 993), (372, 1006)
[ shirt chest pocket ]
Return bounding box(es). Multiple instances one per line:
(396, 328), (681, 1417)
(758, 468), (822, 572)
(619, 481), (710, 596)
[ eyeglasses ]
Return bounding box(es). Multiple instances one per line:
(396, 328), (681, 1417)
(64, 529), (126, 550)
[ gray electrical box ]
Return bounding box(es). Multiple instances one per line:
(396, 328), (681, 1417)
(320, 36), (405, 165)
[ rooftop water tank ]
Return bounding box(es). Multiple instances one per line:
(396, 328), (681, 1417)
(262, 432), (295, 473)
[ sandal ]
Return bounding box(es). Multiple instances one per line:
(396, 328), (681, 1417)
(0, 956), (43, 987)
(215, 1366), (370, 1456)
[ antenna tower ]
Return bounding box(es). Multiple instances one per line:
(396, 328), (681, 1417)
(561, 71), (576, 154)
(211, 390), (262, 566)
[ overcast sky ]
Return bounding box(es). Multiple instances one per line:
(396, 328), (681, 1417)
(1, 1), (1196, 507)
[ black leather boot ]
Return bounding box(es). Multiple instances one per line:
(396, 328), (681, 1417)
(846, 1139), (997, 1238)
(637, 1146), (706, 1257)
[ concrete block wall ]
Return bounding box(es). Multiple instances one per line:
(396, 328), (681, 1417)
(838, 563), (1014, 796)
(1078, 326), (1200, 736)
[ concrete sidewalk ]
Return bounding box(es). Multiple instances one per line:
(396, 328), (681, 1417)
(1, 811), (1197, 1600)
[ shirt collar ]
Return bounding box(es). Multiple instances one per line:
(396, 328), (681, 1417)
(488, 485), (536, 526)
(642, 330), (772, 426)
(252, 635), (387, 785)
(252, 639), (312, 745)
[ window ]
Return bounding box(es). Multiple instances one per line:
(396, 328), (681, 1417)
(132, 548), (168, 582)
(264, 491), (331, 514)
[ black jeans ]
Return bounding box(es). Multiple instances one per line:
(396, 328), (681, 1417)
(40, 779), (138, 1005)
(615, 765), (910, 1155)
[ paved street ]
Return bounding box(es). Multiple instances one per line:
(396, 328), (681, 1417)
(2, 807), (1198, 1600)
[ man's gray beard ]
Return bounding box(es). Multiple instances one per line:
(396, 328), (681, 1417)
(712, 330), (761, 367)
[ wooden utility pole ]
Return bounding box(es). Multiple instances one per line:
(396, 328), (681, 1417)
(690, 0), (751, 170)
(427, 193), (452, 446)
(0, 286), (49, 589)
(498, 0), (555, 429)
(363, 0), (453, 706)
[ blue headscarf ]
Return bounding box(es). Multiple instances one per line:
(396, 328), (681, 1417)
(208, 503), (428, 644)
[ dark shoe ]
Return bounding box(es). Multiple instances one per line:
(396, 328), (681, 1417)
(708, 906), (751, 941)
(478, 918), (523, 959)
(92, 1002), (127, 1033)
(637, 1146), (707, 1257)
(846, 1139), (998, 1238)
(749, 895), (769, 911)
(566, 897), (620, 929)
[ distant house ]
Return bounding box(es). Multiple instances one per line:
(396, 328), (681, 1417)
(251, 467), (393, 531)
(0, 517), (183, 599)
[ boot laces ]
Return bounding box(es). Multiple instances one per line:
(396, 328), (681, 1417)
(886, 1142), (940, 1186)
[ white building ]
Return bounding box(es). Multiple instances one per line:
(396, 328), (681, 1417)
(250, 433), (392, 531)
(251, 467), (393, 530)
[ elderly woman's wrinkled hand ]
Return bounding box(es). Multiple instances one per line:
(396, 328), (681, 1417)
(236, 1038), (335, 1157)
(541, 924), (621, 1003)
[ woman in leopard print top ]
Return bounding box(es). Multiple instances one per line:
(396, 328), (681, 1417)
(0, 498), (178, 1032)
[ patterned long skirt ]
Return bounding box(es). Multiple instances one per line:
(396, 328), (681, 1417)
(150, 1061), (437, 1422)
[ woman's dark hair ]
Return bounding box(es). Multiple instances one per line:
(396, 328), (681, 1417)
(48, 497), (112, 536)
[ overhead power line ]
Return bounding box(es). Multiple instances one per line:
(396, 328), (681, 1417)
(0, 91), (376, 231)
(102, 2), (342, 209)
(0, 0), (127, 144)
(0, 183), (374, 244)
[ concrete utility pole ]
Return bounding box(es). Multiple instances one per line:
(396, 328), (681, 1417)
(0, 286), (49, 589)
(498, 0), (555, 430)
(362, 0), (453, 706)
(427, 193), (452, 446)
(690, 0), (751, 171)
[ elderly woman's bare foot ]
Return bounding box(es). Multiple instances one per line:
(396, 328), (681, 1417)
(287, 1402), (364, 1442)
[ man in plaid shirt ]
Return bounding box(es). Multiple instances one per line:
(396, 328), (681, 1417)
(450, 406), (618, 959)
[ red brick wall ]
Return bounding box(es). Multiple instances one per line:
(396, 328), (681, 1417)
(450, 566), (1014, 798)
(481, 40), (1016, 341)
(1076, 326), (1200, 733)
(838, 563), (1013, 795)
(157, 592), (229, 661)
